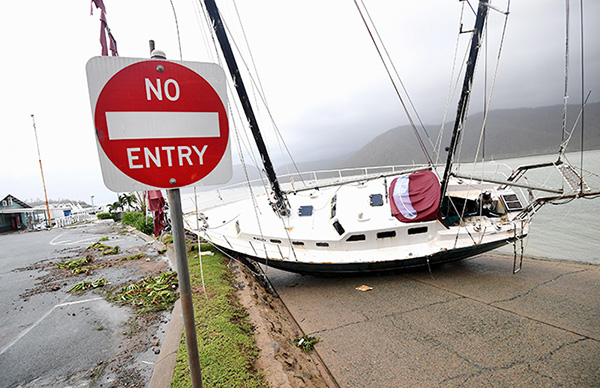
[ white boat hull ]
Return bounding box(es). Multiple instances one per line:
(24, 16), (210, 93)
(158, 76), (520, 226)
(182, 172), (529, 275)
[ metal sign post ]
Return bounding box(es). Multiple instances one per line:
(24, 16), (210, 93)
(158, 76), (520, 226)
(168, 188), (203, 388)
(86, 53), (232, 388)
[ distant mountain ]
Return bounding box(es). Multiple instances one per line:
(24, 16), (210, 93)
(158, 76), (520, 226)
(340, 103), (600, 168)
(276, 153), (353, 176)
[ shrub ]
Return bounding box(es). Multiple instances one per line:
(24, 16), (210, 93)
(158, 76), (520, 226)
(136, 215), (154, 235)
(121, 212), (154, 236)
(121, 211), (142, 226)
(97, 212), (113, 220)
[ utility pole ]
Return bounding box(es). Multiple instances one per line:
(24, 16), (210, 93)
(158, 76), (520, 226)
(31, 114), (52, 228)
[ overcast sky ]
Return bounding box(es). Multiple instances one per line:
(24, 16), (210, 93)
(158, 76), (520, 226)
(1, 0), (598, 206)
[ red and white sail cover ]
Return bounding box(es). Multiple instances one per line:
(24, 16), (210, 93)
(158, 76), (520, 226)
(389, 170), (440, 223)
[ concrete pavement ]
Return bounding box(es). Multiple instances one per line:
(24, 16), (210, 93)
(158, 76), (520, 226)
(265, 254), (600, 387)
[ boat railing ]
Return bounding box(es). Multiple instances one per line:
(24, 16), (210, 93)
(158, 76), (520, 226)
(279, 164), (432, 193)
(183, 164), (431, 211)
(184, 161), (556, 212)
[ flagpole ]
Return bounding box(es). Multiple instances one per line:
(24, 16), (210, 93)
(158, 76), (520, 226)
(31, 114), (52, 228)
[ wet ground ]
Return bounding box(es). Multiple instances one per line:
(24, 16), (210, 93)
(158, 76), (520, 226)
(0, 221), (172, 388)
(265, 254), (600, 387)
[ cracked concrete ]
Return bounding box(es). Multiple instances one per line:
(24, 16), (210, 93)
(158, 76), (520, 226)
(265, 254), (600, 387)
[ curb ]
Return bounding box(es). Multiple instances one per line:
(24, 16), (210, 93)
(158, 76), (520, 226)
(149, 245), (182, 388)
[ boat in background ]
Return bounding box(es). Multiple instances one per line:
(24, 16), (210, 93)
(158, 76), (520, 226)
(182, 0), (599, 275)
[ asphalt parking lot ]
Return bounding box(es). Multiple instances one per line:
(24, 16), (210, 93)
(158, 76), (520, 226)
(0, 221), (171, 388)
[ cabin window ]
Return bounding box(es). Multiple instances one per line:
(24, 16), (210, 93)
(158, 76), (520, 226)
(298, 206), (313, 216)
(408, 226), (428, 235)
(7, 197), (13, 206)
(330, 195), (337, 219)
(1, 200), (6, 207)
(316, 242), (329, 247)
(377, 230), (396, 239)
(270, 239), (282, 244)
(346, 234), (366, 242)
(500, 194), (523, 211)
(332, 220), (345, 235)
(369, 194), (384, 206)
(292, 241), (305, 246)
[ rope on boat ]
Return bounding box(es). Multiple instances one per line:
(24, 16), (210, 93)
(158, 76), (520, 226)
(353, 0), (434, 166)
(436, 1), (469, 165)
(168, 0), (183, 60)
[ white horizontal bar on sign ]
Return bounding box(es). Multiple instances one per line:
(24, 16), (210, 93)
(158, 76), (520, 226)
(105, 111), (220, 140)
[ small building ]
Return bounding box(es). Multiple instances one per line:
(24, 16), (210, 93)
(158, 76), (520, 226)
(0, 195), (35, 232)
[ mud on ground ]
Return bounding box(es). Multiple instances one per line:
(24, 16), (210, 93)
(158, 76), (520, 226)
(230, 258), (337, 388)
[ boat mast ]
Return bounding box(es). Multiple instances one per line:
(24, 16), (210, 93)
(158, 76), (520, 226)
(202, 0), (290, 216)
(439, 0), (490, 202)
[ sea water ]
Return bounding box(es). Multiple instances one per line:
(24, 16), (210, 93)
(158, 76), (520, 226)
(489, 150), (600, 264)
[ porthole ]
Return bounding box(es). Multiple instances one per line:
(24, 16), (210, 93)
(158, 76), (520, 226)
(346, 234), (366, 242)
(377, 231), (396, 239)
(316, 242), (329, 247)
(408, 226), (428, 235)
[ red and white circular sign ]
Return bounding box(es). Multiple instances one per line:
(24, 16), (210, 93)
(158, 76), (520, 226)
(91, 59), (229, 189)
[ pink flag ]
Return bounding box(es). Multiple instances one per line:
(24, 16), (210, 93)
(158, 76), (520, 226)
(91, 0), (117, 56)
(90, 0), (106, 13)
(99, 10), (108, 56)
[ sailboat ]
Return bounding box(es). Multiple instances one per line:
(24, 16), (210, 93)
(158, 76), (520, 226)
(181, 0), (599, 274)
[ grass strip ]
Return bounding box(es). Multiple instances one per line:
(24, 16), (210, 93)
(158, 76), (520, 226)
(170, 243), (267, 388)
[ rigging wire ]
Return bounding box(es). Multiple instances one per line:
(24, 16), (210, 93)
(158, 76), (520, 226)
(561, 0), (570, 146)
(436, 1), (469, 164)
(222, 1), (306, 187)
(192, 187), (209, 301)
(220, 5), (307, 188)
(453, 1), (511, 178)
(356, 0), (438, 163)
(196, 0), (271, 197)
(578, 0), (585, 193)
(169, 0), (183, 60)
(468, 1), (511, 171)
(200, 1), (300, 264)
(353, 0), (433, 166)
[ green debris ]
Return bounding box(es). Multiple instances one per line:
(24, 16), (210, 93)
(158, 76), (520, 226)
(294, 335), (320, 353)
(86, 240), (120, 255)
(88, 241), (110, 250)
(99, 236), (109, 241)
(56, 256), (94, 274)
(121, 253), (145, 261)
(102, 246), (120, 255)
(68, 278), (109, 293)
(108, 272), (179, 313)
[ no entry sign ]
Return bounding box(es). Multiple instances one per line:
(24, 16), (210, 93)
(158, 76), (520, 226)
(86, 57), (231, 191)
